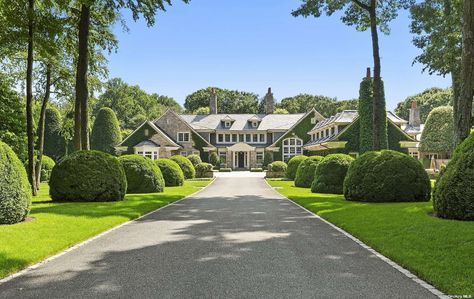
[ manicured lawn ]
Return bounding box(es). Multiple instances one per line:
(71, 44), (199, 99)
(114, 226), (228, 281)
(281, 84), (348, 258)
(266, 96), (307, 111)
(0, 180), (211, 279)
(267, 179), (474, 296)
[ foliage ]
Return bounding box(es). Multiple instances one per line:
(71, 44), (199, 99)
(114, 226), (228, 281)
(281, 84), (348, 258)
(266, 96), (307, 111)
(263, 152), (273, 169)
(209, 152), (219, 167)
(394, 88), (453, 122)
(250, 168), (263, 172)
(344, 150), (430, 202)
(268, 161), (287, 173)
(95, 78), (182, 130)
(91, 107), (122, 155)
(191, 131), (209, 162)
(311, 154), (354, 194)
(433, 132), (474, 220)
(274, 107), (289, 114)
(295, 156), (324, 188)
(155, 158), (184, 187)
(0, 76), (27, 161)
(277, 94), (357, 117)
(420, 106), (456, 154)
(195, 162), (214, 178)
(49, 150), (127, 202)
(219, 168), (232, 172)
(187, 154), (202, 167)
(170, 155), (195, 179)
(195, 107), (210, 114)
(43, 106), (66, 161)
(286, 155), (307, 180)
(27, 155), (55, 182)
(274, 112), (315, 161)
(184, 87), (260, 114)
(268, 179), (474, 295)
(118, 155), (165, 194)
(358, 77), (387, 153)
(0, 141), (31, 224)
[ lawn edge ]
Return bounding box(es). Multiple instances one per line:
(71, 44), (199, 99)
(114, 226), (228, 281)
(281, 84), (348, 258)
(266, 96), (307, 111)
(0, 178), (216, 285)
(263, 179), (449, 299)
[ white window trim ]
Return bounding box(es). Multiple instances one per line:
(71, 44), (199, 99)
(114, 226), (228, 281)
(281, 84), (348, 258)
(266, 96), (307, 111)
(224, 121), (232, 128)
(282, 137), (303, 162)
(177, 132), (191, 143)
(134, 145), (160, 160)
(216, 132), (267, 144)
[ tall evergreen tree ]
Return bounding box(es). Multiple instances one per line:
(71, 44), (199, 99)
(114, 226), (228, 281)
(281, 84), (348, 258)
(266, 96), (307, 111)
(43, 107), (66, 161)
(91, 107), (122, 155)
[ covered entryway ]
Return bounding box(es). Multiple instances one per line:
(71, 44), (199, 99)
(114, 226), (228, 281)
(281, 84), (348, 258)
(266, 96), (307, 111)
(227, 142), (255, 170)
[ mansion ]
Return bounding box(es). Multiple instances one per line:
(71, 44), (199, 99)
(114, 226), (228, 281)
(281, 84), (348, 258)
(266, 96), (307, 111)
(117, 88), (422, 169)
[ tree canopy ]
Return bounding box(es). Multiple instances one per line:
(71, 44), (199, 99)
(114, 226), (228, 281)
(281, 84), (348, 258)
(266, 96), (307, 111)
(395, 88), (453, 122)
(184, 87), (260, 114)
(277, 94), (357, 117)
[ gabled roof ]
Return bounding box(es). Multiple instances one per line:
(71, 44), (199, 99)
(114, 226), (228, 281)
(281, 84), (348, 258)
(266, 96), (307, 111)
(135, 140), (160, 147)
(387, 111), (408, 125)
(179, 113), (307, 131)
(118, 120), (180, 148)
(247, 115), (262, 122)
(221, 115), (235, 122)
(309, 110), (358, 133)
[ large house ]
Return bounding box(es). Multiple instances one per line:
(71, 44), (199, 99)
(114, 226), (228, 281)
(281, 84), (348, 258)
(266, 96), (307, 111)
(117, 88), (419, 169)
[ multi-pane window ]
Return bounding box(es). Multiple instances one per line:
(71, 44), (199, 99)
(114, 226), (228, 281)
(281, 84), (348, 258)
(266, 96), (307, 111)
(219, 152), (227, 166)
(259, 134), (265, 143)
(136, 149), (159, 160)
(177, 132), (190, 142)
(239, 134), (245, 142)
(256, 152), (264, 166)
(232, 134), (237, 142)
(218, 134), (224, 143)
(282, 137), (303, 162)
(225, 134), (231, 143)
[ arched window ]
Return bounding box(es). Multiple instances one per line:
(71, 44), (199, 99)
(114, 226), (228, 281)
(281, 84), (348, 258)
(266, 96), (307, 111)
(282, 137), (303, 161)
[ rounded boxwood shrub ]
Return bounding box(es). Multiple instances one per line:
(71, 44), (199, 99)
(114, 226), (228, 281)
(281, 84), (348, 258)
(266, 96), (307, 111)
(170, 155), (195, 179)
(155, 158), (185, 186)
(269, 161), (287, 173)
(433, 132), (474, 220)
(344, 150), (430, 202)
(187, 154), (202, 167)
(0, 141), (31, 224)
(286, 155), (307, 180)
(195, 162), (213, 178)
(312, 154), (354, 194)
(49, 150), (127, 202)
(209, 152), (219, 168)
(295, 156), (324, 188)
(119, 155), (165, 194)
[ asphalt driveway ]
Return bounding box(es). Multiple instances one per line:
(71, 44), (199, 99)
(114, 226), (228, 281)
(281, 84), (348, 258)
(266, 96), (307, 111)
(0, 175), (439, 298)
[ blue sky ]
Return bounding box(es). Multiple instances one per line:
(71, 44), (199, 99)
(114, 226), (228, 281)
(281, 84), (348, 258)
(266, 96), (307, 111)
(107, 0), (451, 111)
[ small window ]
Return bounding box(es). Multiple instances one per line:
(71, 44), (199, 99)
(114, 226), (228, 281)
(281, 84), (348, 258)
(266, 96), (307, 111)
(253, 134), (258, 142)
(144, 129), (149, 136)
(259, 134), (265, 143)
(331, 127), (335, 135)
(232, 134), (237, 143)
(181, 151), (187, 156)
(218, 134), (224, 143)
(177, 132), (190, 142)
(224, 121), (231, 128)
(225, 134), (231, 143)
(239, 134), (244, 142)
(246, 134), (251, 142)
(252, 121), (258, 128)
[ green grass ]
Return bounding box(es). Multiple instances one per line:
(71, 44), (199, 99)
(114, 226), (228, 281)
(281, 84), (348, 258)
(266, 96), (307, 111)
(0, 179), (212, 279)
(267, 179), (474, 296)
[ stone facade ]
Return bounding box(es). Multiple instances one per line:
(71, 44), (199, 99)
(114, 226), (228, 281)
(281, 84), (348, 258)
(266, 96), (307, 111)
(155, 111), (199, 155)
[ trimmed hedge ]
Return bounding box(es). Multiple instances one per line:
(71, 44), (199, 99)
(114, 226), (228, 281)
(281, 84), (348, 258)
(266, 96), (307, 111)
(344, 150), (430, 202)
(268, 161), (287, 173)
(119, 155), (165, 193)
(90, 107), (122, 155)
(250, 168), (263, 172)
(219, 168), (232, 172)
(170, 155), (196, 179)
(312, 154), (354, 194)
(155, 158), (185, 187)
(49, 150), (127, 202)
(295, 156), (324, 188)
(195, 162), (214, 178)
(0, 141), (31, 224)
(286, 155), (307, 180)
(433, 132), (474, 220)
(187, 154), (202, 167)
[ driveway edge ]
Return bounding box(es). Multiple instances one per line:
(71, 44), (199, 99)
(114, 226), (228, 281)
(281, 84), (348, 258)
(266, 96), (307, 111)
(263, 179), (449, 299)
(0, 178), (217, 285)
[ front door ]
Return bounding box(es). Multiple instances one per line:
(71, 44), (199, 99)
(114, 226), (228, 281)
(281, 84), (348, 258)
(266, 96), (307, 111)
(238, 152), (245, 168)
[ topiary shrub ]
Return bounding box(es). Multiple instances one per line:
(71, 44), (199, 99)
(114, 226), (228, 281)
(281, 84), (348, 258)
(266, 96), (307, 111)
(195, 162), (214, 178)
(433, 132), (474, 220)
(155, 158), (185, 186)
(43, 106), (66, 161)
(187, 154), (202, 167)
(263, 152), (273, 169)
(0, 141), (31, 224)
(49, 150), (127, 202)
(119, 155), (165, 193)
(170, 155), (195, 179)
(40, 155), (55, 182)
(266, 161), (287, 178)
(312, 154), (354, 194)
(90, 107), (122, 155)
(295, 156), (324, 188)
(420, 106), (455, 156)
(286, 155), (307, 180)
(209, 152), (219, 168)
(344, 150), (430, 202)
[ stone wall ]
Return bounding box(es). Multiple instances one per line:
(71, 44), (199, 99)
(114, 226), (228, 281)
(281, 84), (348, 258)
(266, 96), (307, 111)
(155, 111), (196, 153)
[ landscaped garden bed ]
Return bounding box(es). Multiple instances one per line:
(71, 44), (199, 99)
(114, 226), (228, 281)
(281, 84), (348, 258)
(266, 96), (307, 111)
(267, 179), (474, 295)
(0, 180), (211, 279)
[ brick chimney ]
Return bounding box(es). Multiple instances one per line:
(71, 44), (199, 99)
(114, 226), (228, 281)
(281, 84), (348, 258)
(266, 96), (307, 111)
(409, 100), (421, 126)
(209, 88), (218, 114)
(264, 87), (274, 114)
(366, 67), (371, 79)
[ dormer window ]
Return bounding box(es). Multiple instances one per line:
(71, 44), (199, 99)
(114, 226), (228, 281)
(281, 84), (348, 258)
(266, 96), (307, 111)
(252, 121), (258, 128)
(225, 121), (232, 128)
(221, 115), (235, 128)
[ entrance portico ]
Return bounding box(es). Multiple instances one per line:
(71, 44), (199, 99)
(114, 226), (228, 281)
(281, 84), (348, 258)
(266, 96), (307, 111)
(227, 142), (255, 170)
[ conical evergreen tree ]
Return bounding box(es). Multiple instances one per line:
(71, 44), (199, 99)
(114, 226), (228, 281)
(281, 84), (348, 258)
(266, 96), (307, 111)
(91, 108), (122, 155)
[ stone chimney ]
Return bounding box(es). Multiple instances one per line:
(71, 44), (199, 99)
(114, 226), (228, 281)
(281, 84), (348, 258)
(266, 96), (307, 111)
(209, 88), (218, 114)
(409, 100), (421, 126)
(264, 87), (274, 114)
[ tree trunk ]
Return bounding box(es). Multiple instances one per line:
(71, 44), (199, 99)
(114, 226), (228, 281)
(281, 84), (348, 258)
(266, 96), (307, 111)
(75, 4), (91, 151)
(456, 0), (474, 144)
(369, 1), (386, 151)
(26, 0), (37, 196)
(35, 64), (52, 188)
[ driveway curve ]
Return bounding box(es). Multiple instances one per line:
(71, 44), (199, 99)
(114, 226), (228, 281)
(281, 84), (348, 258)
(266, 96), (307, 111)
(0, 175), (438, 298)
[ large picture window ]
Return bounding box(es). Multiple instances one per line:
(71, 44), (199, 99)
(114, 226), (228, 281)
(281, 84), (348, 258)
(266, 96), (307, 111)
(282, 137), (303, 162)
